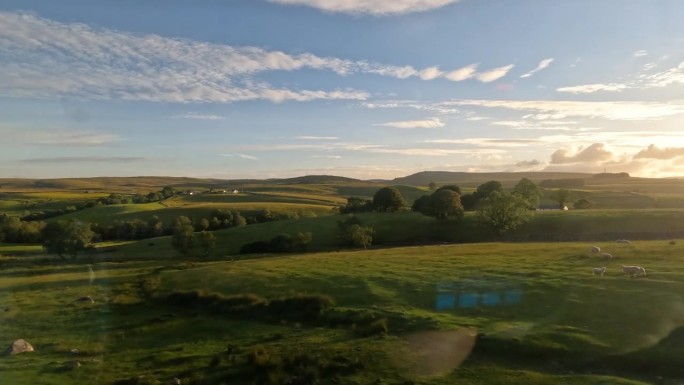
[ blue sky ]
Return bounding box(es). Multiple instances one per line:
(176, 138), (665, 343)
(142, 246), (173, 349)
(2, 0), (684, 180)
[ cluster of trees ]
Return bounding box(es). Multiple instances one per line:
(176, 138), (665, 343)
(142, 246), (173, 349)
(170, 216), (217, 257)
(336, 216), (374, 249)
(97, 186), (176, 205)
(239, 232), (312, 254)
(20, 205), (82, 221)
(0, 214), (45, 243)
(412, 185), (464, 220)
(340, 187), (407, 214)
(411, 178), (543, 234)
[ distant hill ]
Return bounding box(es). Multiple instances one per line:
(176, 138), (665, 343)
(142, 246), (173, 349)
(268, 175), (366, 185)
(393, 171), (595, 188)
(0, 176), (230, 191)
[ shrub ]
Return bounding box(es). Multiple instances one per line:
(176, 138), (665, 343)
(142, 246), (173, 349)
(267, 294), (334, 322)
(573, 198), (594, 209)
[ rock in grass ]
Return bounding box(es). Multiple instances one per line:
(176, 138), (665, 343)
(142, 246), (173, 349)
(76, 296), (95, 303)
(6, 339), (34, 355)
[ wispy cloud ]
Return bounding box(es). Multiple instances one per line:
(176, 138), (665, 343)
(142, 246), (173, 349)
(633, 50), (648, 58)
(520, 58), (554, 78)
(1, 127), (121, 146)
(444, 99), (684, 120)
(219, 153), (260, 160)
(267, 0), (460, 15)
(557, 61), (684, 94)
(557, 83), (628, 94)
(445, 64), (478, 81)
(172, 113), (226, 120)
(419, 66), (444, 80)
(20, 156), (146, 164)
(368, 148), (504, 156)
(0, 11), (518, 105)
(476, 65), (515, 83)
(424, 138), (542, 147)
(375, 117), (445, 129)
(294, 136), (339, 140)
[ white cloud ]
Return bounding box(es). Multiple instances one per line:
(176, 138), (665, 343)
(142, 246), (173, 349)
(550, 143), (614, 164)
(520, 58), (554, 78)
(444, 64), (478, 81)
(375, 117), (445, 129)
(557, 83), (628, 94)
(267, 0), (460, 15)
(633, 50), (648, 58)
(542, 142), (684, 178)
(172, 113), (226, 120)
(634, 144), (684, 160)
(476, 64), (514, 83)
(419, 66), (444, 80)
(445, 99), (684, 120)
(311, 155), (342, 159)
(643, 62), (684, 88)
(3, 11), (490, 103)
(557, 61), (684, 94)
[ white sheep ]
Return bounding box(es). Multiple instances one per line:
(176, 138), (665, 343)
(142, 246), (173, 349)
(622, 265), (646, 278)
(592, 267), (606, 276)
(601, 252), (613, 259)
(591, 246), (601, 254)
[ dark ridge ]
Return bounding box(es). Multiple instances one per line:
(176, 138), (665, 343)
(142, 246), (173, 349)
(393, 171), (595, 187)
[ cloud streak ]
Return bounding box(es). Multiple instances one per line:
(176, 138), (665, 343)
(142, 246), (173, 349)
(476, 65), (515, 83)
(520, 58), (553, 78)
(20, 156), (146, 164)
(0, 11), (519, 104)
(1, 127), (121, 146)
(267, 0), (460, 15)
(172, 113), (226, 120)
(445, 99), (684, 120)
(375, 117), (445, 129)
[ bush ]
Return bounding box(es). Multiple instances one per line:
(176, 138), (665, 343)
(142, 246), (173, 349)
(267, 294), (335, 322)
(573, 198), (594, 209)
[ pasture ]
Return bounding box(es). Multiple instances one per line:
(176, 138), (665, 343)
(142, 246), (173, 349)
(1, 240), (683, 384)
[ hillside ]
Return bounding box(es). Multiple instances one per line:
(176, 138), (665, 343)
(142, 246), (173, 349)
(393, 171), (595, 187)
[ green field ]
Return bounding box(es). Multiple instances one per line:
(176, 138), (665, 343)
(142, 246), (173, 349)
(1, 241), (683, 384)
(3, 173), (684, 384)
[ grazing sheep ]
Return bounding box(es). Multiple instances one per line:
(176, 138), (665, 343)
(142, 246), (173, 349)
(622, 265), (646, 278)
(616, 239), (631, 244)
(601, 252), (613, 259)
(591, 246), (601, 254)
(592, 267), (607, 276)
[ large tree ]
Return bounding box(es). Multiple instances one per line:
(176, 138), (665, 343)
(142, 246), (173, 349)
(372, 187), (406, 212)
(42, 220), (95, 259)
(197, 231), (217, 257)
(478, 191), (531, 234)
(429, 189), (464, 220)
(171, 216), (196, 256)
(512, 178), (542, 209)
(550, 189), (573, 209)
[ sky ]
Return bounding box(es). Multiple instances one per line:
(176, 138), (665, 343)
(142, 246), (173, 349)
(2, 0), (684, 180)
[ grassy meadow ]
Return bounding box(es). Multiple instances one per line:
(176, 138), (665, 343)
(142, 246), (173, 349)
(3, 173), (684, 384)
(1, 241), (683, 384)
